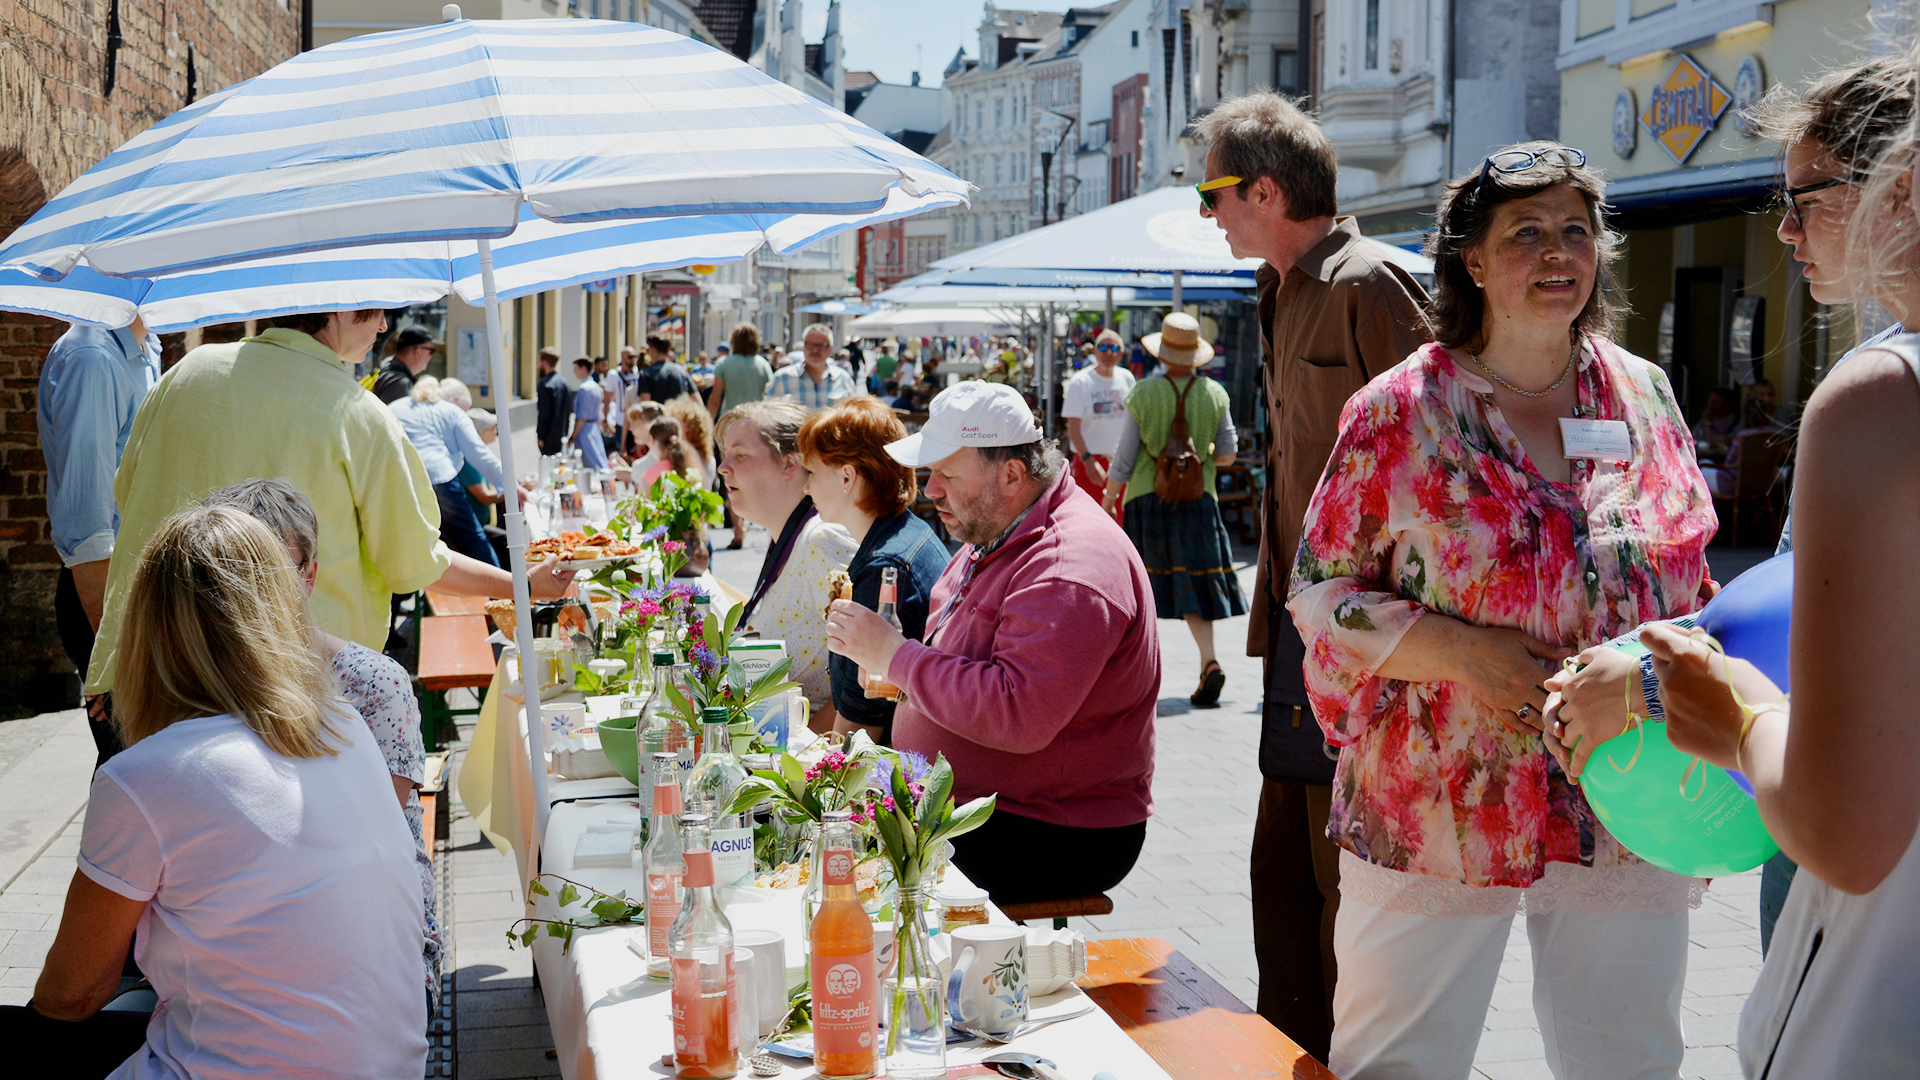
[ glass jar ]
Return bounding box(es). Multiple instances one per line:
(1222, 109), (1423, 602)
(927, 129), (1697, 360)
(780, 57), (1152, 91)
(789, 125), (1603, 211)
(935, 884), (990, 933)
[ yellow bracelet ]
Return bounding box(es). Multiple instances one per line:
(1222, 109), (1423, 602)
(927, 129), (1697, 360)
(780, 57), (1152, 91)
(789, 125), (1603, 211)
(1735, 698), (1789, 777)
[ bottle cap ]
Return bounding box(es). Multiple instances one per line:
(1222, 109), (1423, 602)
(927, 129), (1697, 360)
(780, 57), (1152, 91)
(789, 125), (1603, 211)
(700, 705), (731, 726)
(822, 808), (854, 823)
(652, 649), (676, 666)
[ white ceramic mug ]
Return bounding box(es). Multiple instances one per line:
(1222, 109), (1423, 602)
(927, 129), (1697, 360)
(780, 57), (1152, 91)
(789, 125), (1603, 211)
(730, 946), (757, 1052)
(733, 929), (788, 1039)
(945, 924), (1027, 1036)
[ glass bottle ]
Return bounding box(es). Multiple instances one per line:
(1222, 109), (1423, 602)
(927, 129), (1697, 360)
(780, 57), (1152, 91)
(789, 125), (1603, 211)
(668, 813), (739, 1079)
(860, 568), (904, 701)
(637, 649), (678, 795)
(644, 754), (686, 982)
(809, 810), (878, 1078)
(686, 706), (753, 888)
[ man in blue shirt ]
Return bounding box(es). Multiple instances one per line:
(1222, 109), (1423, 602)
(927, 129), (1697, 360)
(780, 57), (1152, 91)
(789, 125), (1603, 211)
(39, 318), (160, 764)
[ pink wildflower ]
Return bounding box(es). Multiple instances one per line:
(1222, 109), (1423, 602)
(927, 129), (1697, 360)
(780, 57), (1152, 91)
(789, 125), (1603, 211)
(631, 599), (662, 619)
(804, 762), (824, 781)
(817, 751), (849, 774)
(662, 540), (686, 553)
(881, 795), (896, 812)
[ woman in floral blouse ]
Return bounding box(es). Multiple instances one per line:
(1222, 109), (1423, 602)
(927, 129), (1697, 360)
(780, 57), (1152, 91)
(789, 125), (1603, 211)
(1288, 143), (1716, 1080)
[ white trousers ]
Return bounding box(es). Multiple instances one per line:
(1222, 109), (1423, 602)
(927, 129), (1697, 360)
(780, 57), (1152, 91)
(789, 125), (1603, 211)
(1327, 878), (1688, 1080)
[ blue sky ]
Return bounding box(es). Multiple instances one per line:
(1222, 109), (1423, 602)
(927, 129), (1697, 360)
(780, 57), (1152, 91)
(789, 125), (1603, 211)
(803, 0), (1087, 88)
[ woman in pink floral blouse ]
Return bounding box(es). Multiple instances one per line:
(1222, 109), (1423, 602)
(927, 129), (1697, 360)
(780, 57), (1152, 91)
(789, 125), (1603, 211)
(1288, 143), (1716, 1080)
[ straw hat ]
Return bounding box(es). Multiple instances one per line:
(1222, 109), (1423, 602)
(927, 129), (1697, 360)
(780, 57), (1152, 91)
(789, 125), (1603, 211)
(1141, 312), (1213, 367)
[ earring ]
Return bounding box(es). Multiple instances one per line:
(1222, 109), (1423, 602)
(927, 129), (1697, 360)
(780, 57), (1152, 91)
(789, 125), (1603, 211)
(1473, 279), (1484, 288)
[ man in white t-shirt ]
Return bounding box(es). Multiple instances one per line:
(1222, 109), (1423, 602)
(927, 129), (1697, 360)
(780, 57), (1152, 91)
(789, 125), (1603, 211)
(1062, 328), (1137, 522)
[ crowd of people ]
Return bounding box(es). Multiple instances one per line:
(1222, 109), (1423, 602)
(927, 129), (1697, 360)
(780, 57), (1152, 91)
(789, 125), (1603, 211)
(6, 39), (1920, 1080)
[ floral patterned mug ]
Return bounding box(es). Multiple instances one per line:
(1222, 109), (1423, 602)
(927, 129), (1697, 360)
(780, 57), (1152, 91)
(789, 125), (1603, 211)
(945, 925), (1028, 1037)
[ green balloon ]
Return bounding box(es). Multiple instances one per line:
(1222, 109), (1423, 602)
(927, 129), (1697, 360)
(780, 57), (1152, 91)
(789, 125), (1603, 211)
(1577, 643), (1778, 878)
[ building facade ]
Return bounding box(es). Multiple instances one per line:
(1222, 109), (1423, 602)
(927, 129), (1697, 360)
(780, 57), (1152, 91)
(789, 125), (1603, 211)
(0, 1), (302, 709)
(1559, 0), (1881, 417)
(940, 6), (1059, 253)
(1142, 0), (1306, 197)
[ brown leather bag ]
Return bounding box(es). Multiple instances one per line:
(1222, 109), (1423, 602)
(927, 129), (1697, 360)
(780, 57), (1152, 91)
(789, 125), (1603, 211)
(1152, 376), (1207, 503)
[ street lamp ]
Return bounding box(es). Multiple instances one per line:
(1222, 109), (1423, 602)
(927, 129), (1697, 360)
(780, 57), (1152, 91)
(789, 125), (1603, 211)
(1037, 107), (1077, 227)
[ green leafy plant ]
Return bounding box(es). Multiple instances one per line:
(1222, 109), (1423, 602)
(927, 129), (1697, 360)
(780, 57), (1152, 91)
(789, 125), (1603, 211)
(506, 874), (645, 954)
(659, 603), (801, 733)
(624, 472), (724, 542)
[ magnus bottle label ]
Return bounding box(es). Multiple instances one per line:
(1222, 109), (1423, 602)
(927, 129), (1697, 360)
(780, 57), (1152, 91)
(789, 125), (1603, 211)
(709, 827), (755, 889)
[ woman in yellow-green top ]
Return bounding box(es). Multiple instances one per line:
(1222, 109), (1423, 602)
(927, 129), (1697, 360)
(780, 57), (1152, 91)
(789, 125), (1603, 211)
(1102, 312), (1247, 707)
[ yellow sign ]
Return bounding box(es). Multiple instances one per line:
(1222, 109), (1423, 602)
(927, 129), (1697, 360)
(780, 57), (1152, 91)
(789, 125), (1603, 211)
(1638, 55), (1730, 165)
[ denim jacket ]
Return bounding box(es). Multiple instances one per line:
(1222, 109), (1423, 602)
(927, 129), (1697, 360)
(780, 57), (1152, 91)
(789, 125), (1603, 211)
(830, 510), (951, 736)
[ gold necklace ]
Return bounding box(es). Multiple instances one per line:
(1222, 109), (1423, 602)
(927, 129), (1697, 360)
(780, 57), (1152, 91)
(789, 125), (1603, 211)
(1467, 337), (1580, 398)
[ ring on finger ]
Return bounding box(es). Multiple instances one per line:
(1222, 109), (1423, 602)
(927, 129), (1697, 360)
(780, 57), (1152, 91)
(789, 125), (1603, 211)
(1516, 704), (1534, 720)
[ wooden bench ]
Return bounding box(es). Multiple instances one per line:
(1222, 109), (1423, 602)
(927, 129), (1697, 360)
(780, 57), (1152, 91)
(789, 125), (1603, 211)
(416, 613), (496, 750)
(422, 589), (491, 617)
(999, 892), (1113, 929)
(1079, 936), (1339, 1080)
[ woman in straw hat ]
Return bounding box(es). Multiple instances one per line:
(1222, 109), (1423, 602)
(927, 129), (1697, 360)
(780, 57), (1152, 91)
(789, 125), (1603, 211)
(1102, 312), (1247, 707)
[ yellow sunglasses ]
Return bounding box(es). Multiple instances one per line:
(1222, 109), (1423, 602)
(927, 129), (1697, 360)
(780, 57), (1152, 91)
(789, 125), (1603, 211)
(1196, 175), (1244, 209)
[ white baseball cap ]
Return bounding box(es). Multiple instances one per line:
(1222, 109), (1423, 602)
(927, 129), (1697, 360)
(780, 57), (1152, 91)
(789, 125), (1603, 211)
(885, 381), (1040, 468)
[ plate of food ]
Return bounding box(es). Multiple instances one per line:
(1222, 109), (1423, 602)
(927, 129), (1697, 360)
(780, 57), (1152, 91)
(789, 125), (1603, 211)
(526, 531), (645, 570)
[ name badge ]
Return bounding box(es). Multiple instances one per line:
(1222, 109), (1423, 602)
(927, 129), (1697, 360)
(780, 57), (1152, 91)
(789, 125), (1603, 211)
(1559, 418), (1632, 461)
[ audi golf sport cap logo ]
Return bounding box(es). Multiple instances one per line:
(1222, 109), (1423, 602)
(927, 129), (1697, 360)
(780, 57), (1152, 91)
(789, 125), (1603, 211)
(885, 381), (1040, 467)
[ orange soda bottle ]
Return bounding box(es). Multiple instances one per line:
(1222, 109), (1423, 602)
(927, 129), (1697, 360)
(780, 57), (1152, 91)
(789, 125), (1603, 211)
(860, 568), (905, 701)
(809, 809), (878, 1078)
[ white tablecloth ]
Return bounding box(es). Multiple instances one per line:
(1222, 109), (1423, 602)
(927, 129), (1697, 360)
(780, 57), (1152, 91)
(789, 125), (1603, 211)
(531, 800), (1177, 1080)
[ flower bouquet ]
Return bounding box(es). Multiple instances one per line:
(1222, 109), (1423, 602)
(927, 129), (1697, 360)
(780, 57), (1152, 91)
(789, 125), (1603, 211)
(868, 753), (995, 1077)
(658, 602), (799, 749)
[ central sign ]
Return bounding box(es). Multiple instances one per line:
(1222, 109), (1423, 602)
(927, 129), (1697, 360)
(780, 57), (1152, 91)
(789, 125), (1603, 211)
(1639, 55), (1731, 165)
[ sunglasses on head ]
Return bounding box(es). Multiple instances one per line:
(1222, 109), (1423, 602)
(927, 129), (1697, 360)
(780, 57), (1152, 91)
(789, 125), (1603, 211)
(1473, 146), (1586, 201)
(1196, 175), (1244, 210)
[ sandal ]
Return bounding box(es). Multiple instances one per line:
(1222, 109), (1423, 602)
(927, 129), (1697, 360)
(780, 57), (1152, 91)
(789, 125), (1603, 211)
(1190, 660), (1226, 708)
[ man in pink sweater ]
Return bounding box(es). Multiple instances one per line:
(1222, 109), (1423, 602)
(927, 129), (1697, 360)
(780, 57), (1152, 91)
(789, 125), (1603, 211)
(826, 382), (1160, 903)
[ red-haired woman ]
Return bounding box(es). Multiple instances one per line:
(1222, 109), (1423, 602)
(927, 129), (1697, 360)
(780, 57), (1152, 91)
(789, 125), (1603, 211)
(801, 396), (952, 743)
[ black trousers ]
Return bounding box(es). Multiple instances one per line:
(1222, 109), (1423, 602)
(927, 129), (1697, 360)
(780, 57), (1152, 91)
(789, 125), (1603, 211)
(55, 568), (121, 768)
(0, 1004), (149, 1079)
(1249, 778), (1341, 1064)
(948, 810), (1146, 906)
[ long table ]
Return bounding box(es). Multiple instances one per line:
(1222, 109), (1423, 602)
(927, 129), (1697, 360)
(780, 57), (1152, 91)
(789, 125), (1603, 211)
(532, 797), (1182, 1080)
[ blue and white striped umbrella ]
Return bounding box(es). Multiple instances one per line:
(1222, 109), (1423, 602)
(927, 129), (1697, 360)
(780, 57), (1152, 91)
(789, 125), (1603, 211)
(0, 16), (964, 281)
(0, 186), (958, 332)
(0, 13), (970, 842)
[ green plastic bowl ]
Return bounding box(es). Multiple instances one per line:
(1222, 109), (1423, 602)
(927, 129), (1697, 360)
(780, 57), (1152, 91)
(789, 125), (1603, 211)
(598, 714), (642, 786)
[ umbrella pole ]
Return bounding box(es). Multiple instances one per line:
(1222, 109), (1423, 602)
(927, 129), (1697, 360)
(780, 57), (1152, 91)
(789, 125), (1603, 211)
(476, 237), (553, 848)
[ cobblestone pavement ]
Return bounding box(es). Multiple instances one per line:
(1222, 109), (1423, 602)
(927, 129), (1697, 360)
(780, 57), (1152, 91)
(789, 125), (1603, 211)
(0, 526), (1776, 1080)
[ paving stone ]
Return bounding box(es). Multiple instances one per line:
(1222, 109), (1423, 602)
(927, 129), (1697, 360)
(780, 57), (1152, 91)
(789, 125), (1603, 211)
(1683, 1011), (1745, 1048)
(457, 1023), (558, 1052)
(1682, 993), (1750, 1019)
(1682, 1042), (1746, 1079)
(456, 1046), (563, 1080)
(0, 986), (30, 1007)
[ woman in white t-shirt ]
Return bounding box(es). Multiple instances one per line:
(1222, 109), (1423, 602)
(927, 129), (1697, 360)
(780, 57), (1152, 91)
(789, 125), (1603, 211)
(7, 504), (427, 1080)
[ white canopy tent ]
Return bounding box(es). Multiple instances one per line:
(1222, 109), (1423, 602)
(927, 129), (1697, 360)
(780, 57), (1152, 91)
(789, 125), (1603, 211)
(846, 305), (1017, 338)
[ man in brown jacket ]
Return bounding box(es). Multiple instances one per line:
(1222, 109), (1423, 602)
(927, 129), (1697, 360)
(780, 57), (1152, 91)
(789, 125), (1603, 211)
(1195, 91), (1431, 1061)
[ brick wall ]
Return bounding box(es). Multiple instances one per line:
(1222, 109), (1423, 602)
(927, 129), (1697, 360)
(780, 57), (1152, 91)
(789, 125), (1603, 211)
(0, 2), (300, 713)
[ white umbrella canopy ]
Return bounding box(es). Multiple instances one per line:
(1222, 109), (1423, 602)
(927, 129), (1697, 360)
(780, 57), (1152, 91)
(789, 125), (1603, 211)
(847, 306), (1015, 338)
(926, 184), (1432, 281)
(0, 13), (969, 835)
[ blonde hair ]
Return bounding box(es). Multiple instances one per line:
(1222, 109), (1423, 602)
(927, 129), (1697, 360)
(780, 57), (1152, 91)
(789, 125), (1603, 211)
(408, 374), (443, 404)
(650, 416), (697, 478)
(1752, 52), (1920, 309)
(114, 504), (343, 758)
(664, 394), (713, 464)
(439, 378), (472, 410)
(714, 398), (807, 461)
(1843, 49), (1920, 309)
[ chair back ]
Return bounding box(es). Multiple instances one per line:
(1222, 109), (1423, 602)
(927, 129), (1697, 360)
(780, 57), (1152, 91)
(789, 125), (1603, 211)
(1733, 429), (1791, 497)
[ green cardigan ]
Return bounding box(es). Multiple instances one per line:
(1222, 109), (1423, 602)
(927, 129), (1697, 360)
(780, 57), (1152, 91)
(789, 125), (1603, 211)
(1121, 374), (1231, 504)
